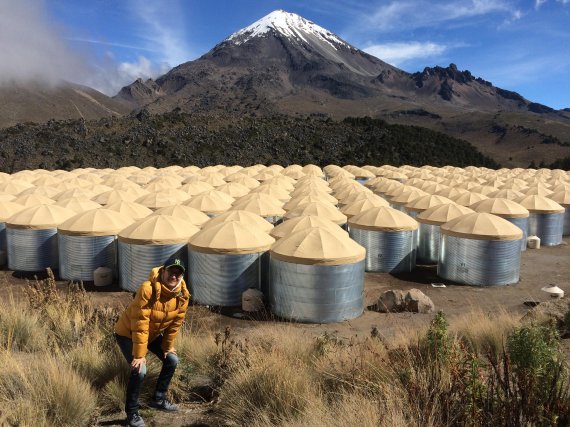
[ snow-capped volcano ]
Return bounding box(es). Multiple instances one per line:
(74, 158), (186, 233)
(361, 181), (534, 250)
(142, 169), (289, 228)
(227, 9), (348, 50)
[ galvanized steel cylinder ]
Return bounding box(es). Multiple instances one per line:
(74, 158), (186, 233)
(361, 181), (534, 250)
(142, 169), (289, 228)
(527, 212), (564, 246)
(505, 217), (528, 252)
(438, 235), (521, 286)
(269, 258), (364, 323)
(417, 223), (440, 264)
(0, 223), (6, 252)
(349, 227), (416, 273)
(564, 207), (570, 236)
(6, 227), (59, 271)
(118, 241), (187, 292)
(58, 234), (117, 281)
(188, 250), (268, 306)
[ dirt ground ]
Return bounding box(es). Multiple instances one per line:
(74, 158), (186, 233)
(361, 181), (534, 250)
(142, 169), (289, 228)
(2, 237), (569, 426)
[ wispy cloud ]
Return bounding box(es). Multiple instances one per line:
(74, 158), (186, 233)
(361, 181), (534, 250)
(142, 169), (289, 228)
(130, 0), (191, 67)
(535, 0), (547, 9)
(364, 42), (448, 66)
(361, 0), (514, 32)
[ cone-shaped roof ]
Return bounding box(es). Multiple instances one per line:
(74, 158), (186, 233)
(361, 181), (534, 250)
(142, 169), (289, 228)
(0, 201), (26, 222)
(118, 214), (200, 244)
(153, 205), (211, 227)
(104, 201), (153, 220)
(285, 201), (347, 225)
(6, 204), (76, 229)
(58, 208), (134, 236)
(54, 197), (102, 213)
(517, 195), (565, 213)
(348, 206), (418, 231)
(549, 190), (570, 207)
(416, 203), (474, 226)
(440, 212), (523, 241)
(270, 227), (365, 265)
(189, 220), (274, 254)
(470, 198), (529, 218)
(270, 215), (348, 240)
(405, 194), (454, 212)
(201, 209), (274, 233)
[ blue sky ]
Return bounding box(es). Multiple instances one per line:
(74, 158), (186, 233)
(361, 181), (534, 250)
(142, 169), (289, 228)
(1, 0), (569, 109)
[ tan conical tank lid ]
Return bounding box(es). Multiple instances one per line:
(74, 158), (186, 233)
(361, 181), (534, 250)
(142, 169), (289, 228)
(226, 175), (260, 189)
(283, 194), (336, 212)
(470, 198), (529, 218)
(55, 197), (102, 213)
(250, 184), (291, 201)
(0, 179), (34, 195)
(201, 209), (273, 233)
(348, 206), (418, 231)
(270, 227), (365, 266)
(58, 208), (134, 236)
(405, 194), (454, 212)
(216, 182), (251, 198)
(93, 189), (139, 205)
(487, 188), (525, 200)
(104, 200), (153, 220)
(390, 187), (428, 205)
(0, 192), (16, 202)
(416, 203), (474, 226)
(549, 190), (570, 207)
(183, 192), (233, 215)
(153, 205), (211, 227)
(440, 212), (523, 241)
(340, 190), (383, 207)
(285, 201), (347, 225)
(12, 194), (56, 207)
(517, 195), (565, 213)
(179, 180), (215, 196)
(231, 194), (286, 217)
(189, 220), (274, 254)
(341, 198), (390, 219)
(118, 214), (199, 244)
(6, 204), (76, 229)
(450, 191), (488, 207)
(270, 215), (349, 240)
(135, 190), (190, 210)
(0, 201), (26, 221)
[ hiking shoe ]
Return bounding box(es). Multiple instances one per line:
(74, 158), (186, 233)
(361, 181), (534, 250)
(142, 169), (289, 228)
(127, 411), (145, 427)
(148, 398), (178, 412)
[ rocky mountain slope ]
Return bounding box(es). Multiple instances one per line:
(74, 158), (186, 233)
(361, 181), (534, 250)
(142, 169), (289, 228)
(0, 82), (131, 129)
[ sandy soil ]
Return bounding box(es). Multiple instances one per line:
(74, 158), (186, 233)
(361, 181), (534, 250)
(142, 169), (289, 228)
(2, 237), (569, 426)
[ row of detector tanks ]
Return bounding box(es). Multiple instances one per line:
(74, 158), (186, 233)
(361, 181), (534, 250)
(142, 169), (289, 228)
(0, 163), (568, 323)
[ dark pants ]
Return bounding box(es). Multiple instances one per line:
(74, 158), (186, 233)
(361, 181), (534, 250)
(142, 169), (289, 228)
(115, 334), (179, 415)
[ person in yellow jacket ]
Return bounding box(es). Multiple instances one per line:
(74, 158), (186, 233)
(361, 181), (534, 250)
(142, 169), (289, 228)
(114, 256), (190, 427)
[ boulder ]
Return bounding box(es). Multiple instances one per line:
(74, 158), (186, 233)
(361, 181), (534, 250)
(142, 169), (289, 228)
(375, 289), (434, 313)
(404, 288), (435, 313)
(375, 289), (406, 313)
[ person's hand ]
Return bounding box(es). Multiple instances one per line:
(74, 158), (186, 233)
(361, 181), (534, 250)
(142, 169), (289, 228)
(131, 357), (146, 373)
(164, 348), (177, 358)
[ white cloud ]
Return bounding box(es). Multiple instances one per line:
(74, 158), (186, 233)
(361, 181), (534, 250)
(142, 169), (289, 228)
(0, 0), (189, 96)
(130, 0), (191, 68)
(364, 42), (447, 66)
(364, 0), (513, 32)
(0, 0), (87, 87)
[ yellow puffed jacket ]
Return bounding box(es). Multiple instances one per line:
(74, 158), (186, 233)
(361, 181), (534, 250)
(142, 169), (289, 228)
(114, 266), (190, 358)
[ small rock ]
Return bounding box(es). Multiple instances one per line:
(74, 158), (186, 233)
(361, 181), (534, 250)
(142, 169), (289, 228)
(375, 289), (435, 313)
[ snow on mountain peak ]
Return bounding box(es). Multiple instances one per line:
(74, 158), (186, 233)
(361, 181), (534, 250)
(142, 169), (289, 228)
(227, 10), (347, 50)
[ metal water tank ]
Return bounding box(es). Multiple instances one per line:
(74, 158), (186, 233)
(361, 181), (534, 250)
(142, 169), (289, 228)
(118, 215), (200, 291)
(58, 209), (134, 281)
(188, 221), (274, 306)
(517, 195), (565, 246)
(270, 227), (366, 323)
(438, 212), (523, 286)
(348, 206), (418, 273)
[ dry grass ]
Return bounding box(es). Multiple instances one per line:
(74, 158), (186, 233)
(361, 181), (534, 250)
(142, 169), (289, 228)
(1, 271), (569, 426)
